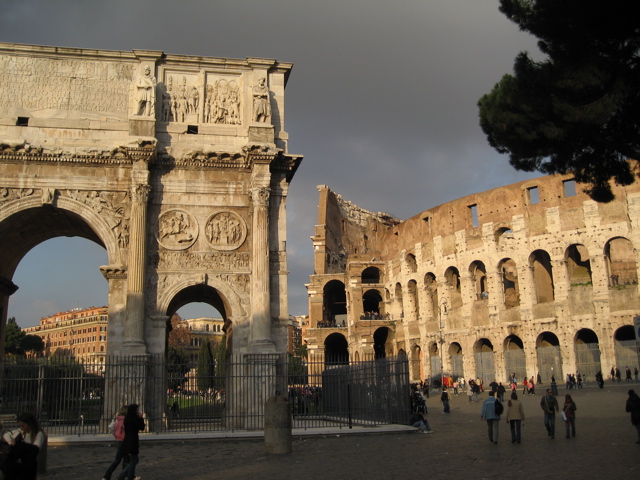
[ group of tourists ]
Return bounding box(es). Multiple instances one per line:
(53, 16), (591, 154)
(410, 375), (640, 446)
(610, 366), (639, 383)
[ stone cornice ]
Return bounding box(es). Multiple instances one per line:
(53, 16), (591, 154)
(0, 143), (156, 166)
(100, 265), (127, 280)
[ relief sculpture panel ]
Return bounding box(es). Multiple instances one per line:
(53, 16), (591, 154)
(205, 210), (247, 251)
(157, 209), (198, 250)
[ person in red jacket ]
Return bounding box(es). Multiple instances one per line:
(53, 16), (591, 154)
(102, 405), (128, 480)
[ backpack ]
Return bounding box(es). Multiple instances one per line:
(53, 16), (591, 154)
(494, 400), (504, 415)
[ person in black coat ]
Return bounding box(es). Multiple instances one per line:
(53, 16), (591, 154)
(117, 404), (145, 480)
(625, 389), (640, 444)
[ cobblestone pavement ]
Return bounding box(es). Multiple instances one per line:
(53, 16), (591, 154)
(41, 382), (639, 480)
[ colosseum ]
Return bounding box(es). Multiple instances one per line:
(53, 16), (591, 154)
(305, 173), (640, 386)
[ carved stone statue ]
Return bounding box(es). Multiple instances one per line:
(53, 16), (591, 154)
(252, 77), (271, 123)
(136, 66), (156, 117)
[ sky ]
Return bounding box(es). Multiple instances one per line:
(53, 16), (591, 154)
(2, 0), (542, 328)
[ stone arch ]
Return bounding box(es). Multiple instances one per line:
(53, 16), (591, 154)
(158, 278), (244, 356)
(474, 338), (495, 384)
(448, 342), (464, 379)
(410, 344), (423, 382)
(469, 261), (488, 301)
(361, 266), (382, 284)
(536, 331), (562, 383)
(614, 325), (639, 371)
(407, 279), (420, 320)
(324, 332), (348, 365)
(444, 266), (461, 309)
(495, 226), (515, 250)
(530, 249), (554, 303)
(362, 288), (383, 317)
(322, 279), (347, 327)
(504, 335), (526, 383)
(498, 258), (519, 308)
(428, 341), (442, 384)
(574, 328), (602, 379)
(424, 272), (438, 318)
(394, 282), (403, 318)
(605, 237), (638, 286)
(565, 244), (592, 286)
(373, 326), (394, 360)
(405, 253), (417, 273)
(0, 195), (121, 279)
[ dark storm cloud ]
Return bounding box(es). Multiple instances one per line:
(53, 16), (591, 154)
(2, 0), (541, 322)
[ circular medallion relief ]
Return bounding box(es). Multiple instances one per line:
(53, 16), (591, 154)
(156, 209), (198, 250)
(205, 210), (247, 251)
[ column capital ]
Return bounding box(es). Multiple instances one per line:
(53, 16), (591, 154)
(250, 186), (271, 207)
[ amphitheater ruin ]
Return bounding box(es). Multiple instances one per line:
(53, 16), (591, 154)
(305, 175), (640, 385)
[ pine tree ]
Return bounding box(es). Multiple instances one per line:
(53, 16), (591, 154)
(478, 0), (640, 202)
(196, 338), (215, 392)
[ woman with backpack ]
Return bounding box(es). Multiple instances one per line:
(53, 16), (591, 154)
(102, 406), (128, 480)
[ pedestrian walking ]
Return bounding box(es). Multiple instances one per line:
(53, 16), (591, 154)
(117, 403), (145, 480)
(625, 389), (640, 444)
(540, 388), (559, 439)
(506, 392), (525, 444)
(596, 370), (604, 389)
(441, 387), (450, 413)
(497, 382), (506, 402)
(102, 406), (129, 480)
(480, 391), (501, 444)
(562, 394), (577, 438)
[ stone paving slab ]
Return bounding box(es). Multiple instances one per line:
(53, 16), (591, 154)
(39, 383), (640, 479)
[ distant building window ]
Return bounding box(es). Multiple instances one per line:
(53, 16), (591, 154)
(528, 186), (539, 204)
(563, 179), (576, 197)
(469, 204), (479, 228)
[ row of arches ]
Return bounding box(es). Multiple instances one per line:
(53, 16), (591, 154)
(407, 326), (639, 384)
(317, 236), (639, 326)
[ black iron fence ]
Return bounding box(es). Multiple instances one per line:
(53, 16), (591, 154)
(0, 353), (409, 436)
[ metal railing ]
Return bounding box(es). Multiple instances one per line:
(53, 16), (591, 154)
(0, 353), (409, 436)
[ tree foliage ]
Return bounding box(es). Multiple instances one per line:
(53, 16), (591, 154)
(196, 338), (215, 392)
(167, 314), (191, 349)
(166, 346), (191, 391)
(4, 317), (25, 355)
(21, 334), (45, 355)
(478, 0), (640, 202)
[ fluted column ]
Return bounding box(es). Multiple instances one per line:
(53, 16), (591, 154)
(250, 186), (275, 352)
(123, 183), (150, 352)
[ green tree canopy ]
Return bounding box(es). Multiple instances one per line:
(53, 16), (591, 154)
(21, 334), (45, 355)
(4, 317), (25, 355)
(196, 338), (215, 392)
(478, 0), (640, 202)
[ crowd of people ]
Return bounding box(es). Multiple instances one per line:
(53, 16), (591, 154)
(409, 373), (640, 446)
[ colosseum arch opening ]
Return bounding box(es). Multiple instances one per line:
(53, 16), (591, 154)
(362, 289), (383, 318)
(575, 328), (602, 379)
(474, 338), (495, 384)
(566, 244), (592, 286)
(614, 325), (639, 371)
(424, 273), (438, 318)
(536, 331), (562, 384)
(605, 237), (638, 286)
(410, 344), (423, 382)
(361, 266), (382, 284)
(428, 342), (441, 384)
(504, 335), (526, 383)
(530, 249), (554, 304)
(373, 327), (394, 360)
(322, 280), (347, 328)
(470, 261), (488, 301)
(324, 332), (348, 365)
(499, 258), (520, 308)
(444, 266), (462, 310)
(448, 342), (464, 380)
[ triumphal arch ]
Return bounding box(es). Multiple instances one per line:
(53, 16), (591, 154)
(0, 42), (301, 427)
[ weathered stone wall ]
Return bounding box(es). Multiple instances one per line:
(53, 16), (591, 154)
(307, 174), (640, 383)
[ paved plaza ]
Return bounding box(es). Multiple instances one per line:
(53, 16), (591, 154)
(41, 382), (639, 479)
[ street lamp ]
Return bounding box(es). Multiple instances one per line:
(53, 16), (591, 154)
(439, 300), (448, 389)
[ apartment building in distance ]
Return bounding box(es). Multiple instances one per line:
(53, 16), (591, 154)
(23, 306), (109, 363)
